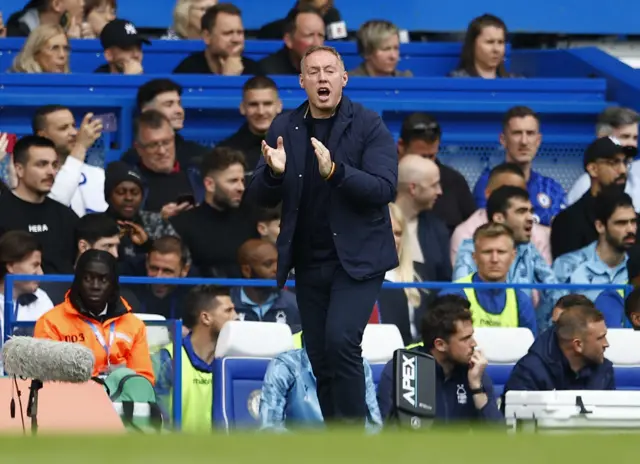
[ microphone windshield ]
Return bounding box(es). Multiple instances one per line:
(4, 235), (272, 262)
(2, 337), (95, 383)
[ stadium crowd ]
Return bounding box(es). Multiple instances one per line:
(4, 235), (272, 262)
(0, 0), (638, 431)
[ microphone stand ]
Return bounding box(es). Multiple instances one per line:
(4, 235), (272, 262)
(26, 379), (43, 436)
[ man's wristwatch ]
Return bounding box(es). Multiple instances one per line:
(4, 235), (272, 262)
(469, 385), (486, 395)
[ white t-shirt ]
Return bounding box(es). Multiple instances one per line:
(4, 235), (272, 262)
(49, 157), (108, 217)
(0, 287), (55, 336)
(405, 217), (424, 264)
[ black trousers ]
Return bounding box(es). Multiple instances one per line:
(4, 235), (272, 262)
(295, 261), (384, 423)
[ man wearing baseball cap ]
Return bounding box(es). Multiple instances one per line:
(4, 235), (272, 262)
(94, 19), (151, 74)
(551, 136), (636, 258)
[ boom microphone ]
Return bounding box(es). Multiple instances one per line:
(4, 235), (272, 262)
(2, 337), (95, 383)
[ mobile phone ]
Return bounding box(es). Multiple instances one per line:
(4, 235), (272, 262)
(5, 134), (17, 154)
(118, 223), (133, 238)
(176, 194), (196, 206)
(92, 113), (117, 133)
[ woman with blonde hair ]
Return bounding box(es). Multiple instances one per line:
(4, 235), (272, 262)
(372, 203), (431, 345)
(162, 0), (217, 40)
(350, 20), (412, 77)
(10, 24), (70, 73)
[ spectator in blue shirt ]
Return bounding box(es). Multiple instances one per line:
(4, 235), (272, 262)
(443, 222), (537, 334)
(377, 294), (503, 423)
(455, 186), (564, 329)
(553, 191), (636, 303)
(473, 106), (566, 226)
(231, 238), (301, 331)
(503, 304), (615, 396)
(594, 245), (640, 329)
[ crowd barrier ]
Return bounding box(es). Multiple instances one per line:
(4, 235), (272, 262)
(2, 274), (633, 431)
(0, 71), (609, 190)
(5, 0), (639, 33)
(0, 39), (475, 77)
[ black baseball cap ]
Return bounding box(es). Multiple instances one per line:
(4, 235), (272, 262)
(583, 136), (637, 170)
(100, 19), (151, 50)
(400, 113), (442, 142)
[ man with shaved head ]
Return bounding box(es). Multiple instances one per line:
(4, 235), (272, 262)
(395, 155), (452, 281)
(231, 238), (301, 331)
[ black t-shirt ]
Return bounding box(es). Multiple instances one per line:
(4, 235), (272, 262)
(217, 123), (264, 175)
(0, 193), (78, 274)
(94, 63), (111, 73)
(172, 51), (262, 75)
(137, 165), (194, 213)
(258, 47), (298, 75)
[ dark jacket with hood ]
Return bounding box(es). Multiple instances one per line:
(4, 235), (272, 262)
(502, 326), (616, 397)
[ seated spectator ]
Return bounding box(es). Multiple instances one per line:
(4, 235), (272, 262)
(568, 107), (640, 210)
(173, 3), (261, 75)
(377, 295), (502, 422)
(217, 76), (283, 173)
(34, 250), (155, 383)
(454, 186), (563, 329)
(258, 5), (325, 75)
(0, 136), (78, 274)
(122, 79), (209, 169)
(258, 0), (344, 41)
(171, 147), (258, 277)
(133, 236), (190, 320)
(451, 163), (551, 265)
(551, 294), (594, 324)
(32, 105), (105, 216)
(397, 113), (475, 234)
(232, 239), (300, 330)
(450, 14), (517, 79)
(554, 192), (635, 303)
(6, 0), (69, 37)
(40, 212), (140, 311)
(9, 24), (69, 73)
(595, 243), (640, 328)
(473, 107), (566, 227)
(0, 12), (5, 38)
(502, 304), (614, 395)
(104, 162), (178, 266)
(350, 20), (411, 77)
(259, 331), (381, 431)
(443, 223), (536, 334)
(128, 110), (203, 214)
(371, 203), (431, 345)
(0, 231), (54, 335)
(153, 285), (237, 431)
(83, 0), (116, 38)
(551, 137), (635, 259)
(394, 155), (451, 281)
(94, 19), (149, 74)
(162, 0), (216, 40)
(256, 207), (281, 245)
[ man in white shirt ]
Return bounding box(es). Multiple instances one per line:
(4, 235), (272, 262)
(32, 104), (106, 217)
(567, 106), (640, 210)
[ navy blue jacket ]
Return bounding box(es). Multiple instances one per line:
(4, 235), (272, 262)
(246, 96), (399, 287)
(417, 211), (452, 282)
(377, 346), (503, 423)
(503, 326), (616, 397)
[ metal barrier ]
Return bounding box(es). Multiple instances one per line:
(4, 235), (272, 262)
(1, 274), (631, 430)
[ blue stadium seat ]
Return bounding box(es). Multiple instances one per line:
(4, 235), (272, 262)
(473, 328), (535, 397)
(605, 329), (640, 390)
(361, 324), (404, 386)
(213, 321), (293, 431)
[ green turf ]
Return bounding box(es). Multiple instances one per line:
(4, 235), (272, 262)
(0, 429), (638, 464)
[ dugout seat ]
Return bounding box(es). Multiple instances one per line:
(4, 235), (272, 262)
(605, 329), (640, 390)
(213, 321), (293, 431)
(135, 313), (171, 353)
(361, 324), (404, 386)
(474, 327), (534, 397)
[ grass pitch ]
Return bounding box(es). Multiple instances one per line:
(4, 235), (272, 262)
(0, 429), (638, 464)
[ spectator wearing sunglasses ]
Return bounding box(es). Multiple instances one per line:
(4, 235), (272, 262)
(397, 113), (476, 234)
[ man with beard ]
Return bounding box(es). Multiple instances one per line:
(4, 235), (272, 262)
(377, 294), (503, 422)
(34, 250), (154, 382)
(554, 192), (636, 303)
(502, 304), (614, 395)
(454, 186), (564, 329)
(171, 147), (259, 277)
(551, 137), (636, 259)
(231, 239), (300, 331)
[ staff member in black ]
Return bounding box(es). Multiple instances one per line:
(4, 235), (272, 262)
(246, 45), (398, 425)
